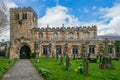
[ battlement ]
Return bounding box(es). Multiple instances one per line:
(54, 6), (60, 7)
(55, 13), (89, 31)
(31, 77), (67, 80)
(10, 7), (37, 17)
(33, 25), (97, 32)
(10, 7), (33, 11)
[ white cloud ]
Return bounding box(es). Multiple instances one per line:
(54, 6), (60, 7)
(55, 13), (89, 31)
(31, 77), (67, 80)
(5, 1), (18, 8)
(97, 3), (120, 35)
(38, 3), (120, 35)
(38, 5), (80, 27)
(103, 3), (120, 18)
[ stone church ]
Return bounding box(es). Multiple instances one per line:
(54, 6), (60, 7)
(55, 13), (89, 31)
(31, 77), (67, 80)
(9, 7), (116, 59)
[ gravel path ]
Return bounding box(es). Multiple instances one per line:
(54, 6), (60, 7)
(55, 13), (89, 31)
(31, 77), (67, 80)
(1, 60), (44, 80)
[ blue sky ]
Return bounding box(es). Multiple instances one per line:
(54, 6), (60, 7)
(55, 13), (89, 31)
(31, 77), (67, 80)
(1, 0), (120, 41)
(14, 0), (116, 22)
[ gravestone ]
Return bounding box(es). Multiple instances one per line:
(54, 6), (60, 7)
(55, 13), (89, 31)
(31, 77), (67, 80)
(47, 48), (51, 59)
(35, 52), (39, 62)
(66, 54), (70, 70)
(56, 51), (58, 61)
(47, 43), (51, 60)
(82, 42), (89, 75)
(83, 56), (89, 75)
(99, 38), (114, 69)
(60, 54), (63, 65)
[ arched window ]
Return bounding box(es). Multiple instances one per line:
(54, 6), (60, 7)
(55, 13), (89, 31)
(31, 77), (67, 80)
(62, 32), (65, 39)
(108, 45), (113, 54)
(56, 46), (62, 54)
(72, 46), (78, 54)
(54, 32), (58, 39)
(89, 45), (95, 54)
(43, 46), (50, 55)
(69, 32), (74, 39)
(23, 13), (27, 19)
(39, 33), (43, 39)
(85, 32), (87, 39)
(15, 14), (19, 20)
(34, 31), (37, 39)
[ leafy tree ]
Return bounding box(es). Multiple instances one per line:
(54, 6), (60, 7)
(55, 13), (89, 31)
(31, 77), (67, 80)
(115, 41), (120, 57)
(0, 0), (8, 34)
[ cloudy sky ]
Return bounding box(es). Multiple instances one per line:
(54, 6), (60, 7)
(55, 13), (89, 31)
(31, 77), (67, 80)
(0, 0), (120, 42)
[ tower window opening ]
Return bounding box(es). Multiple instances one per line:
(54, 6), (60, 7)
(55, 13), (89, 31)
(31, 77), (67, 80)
(15, 14), (19, 20)
(23, 13), (27, 19)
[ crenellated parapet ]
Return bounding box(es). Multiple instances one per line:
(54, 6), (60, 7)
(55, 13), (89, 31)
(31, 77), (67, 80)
(31, 25), (97, 40)
(10, 7), (37, 17)
(32, 25), (97, 32)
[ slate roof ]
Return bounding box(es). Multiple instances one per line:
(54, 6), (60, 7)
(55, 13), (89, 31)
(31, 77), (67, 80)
(96, 35), (120, 41)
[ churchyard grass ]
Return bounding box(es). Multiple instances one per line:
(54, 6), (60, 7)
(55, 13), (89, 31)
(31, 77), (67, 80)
(31, 57), (120, 80)
(0, 58), (17, 79)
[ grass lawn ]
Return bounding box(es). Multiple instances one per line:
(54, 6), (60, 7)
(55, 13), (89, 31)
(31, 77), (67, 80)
(0, 58), (17, 79)
(31, 57), (120, 80)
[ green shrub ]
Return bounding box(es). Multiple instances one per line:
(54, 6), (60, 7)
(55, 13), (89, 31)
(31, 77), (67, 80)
(75, 63), (83, 73)
(4, 66), (9, 70)
(31, 52), (37, 58)
(0, 59), (17, 79)
(39, 67), (50, 78)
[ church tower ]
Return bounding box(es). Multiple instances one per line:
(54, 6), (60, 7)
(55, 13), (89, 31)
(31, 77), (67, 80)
(9, 7), (38, 59)
(10, 7), (38, 41)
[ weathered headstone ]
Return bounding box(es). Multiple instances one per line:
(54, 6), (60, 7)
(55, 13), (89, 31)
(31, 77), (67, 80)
(60, 54), (63, 65)
(47, 48), (49, 59)
(82, 42), (89, 75)
(66, 54), (70, 70)
(47, 43), (51, 60)
(99, 38), (115, 69)
(56, 51), (59, 61)
(83, 56), (89, 75)
(35, 52), (39, 62)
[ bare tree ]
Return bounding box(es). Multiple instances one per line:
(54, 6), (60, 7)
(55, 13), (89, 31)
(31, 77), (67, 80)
(0, 0), (8, 33)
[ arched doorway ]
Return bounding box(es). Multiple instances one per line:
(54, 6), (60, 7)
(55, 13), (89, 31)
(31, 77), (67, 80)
(20, 45), (31, 59)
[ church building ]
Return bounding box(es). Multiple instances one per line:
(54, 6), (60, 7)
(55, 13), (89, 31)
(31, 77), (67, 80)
(9, 7), (116, 59)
